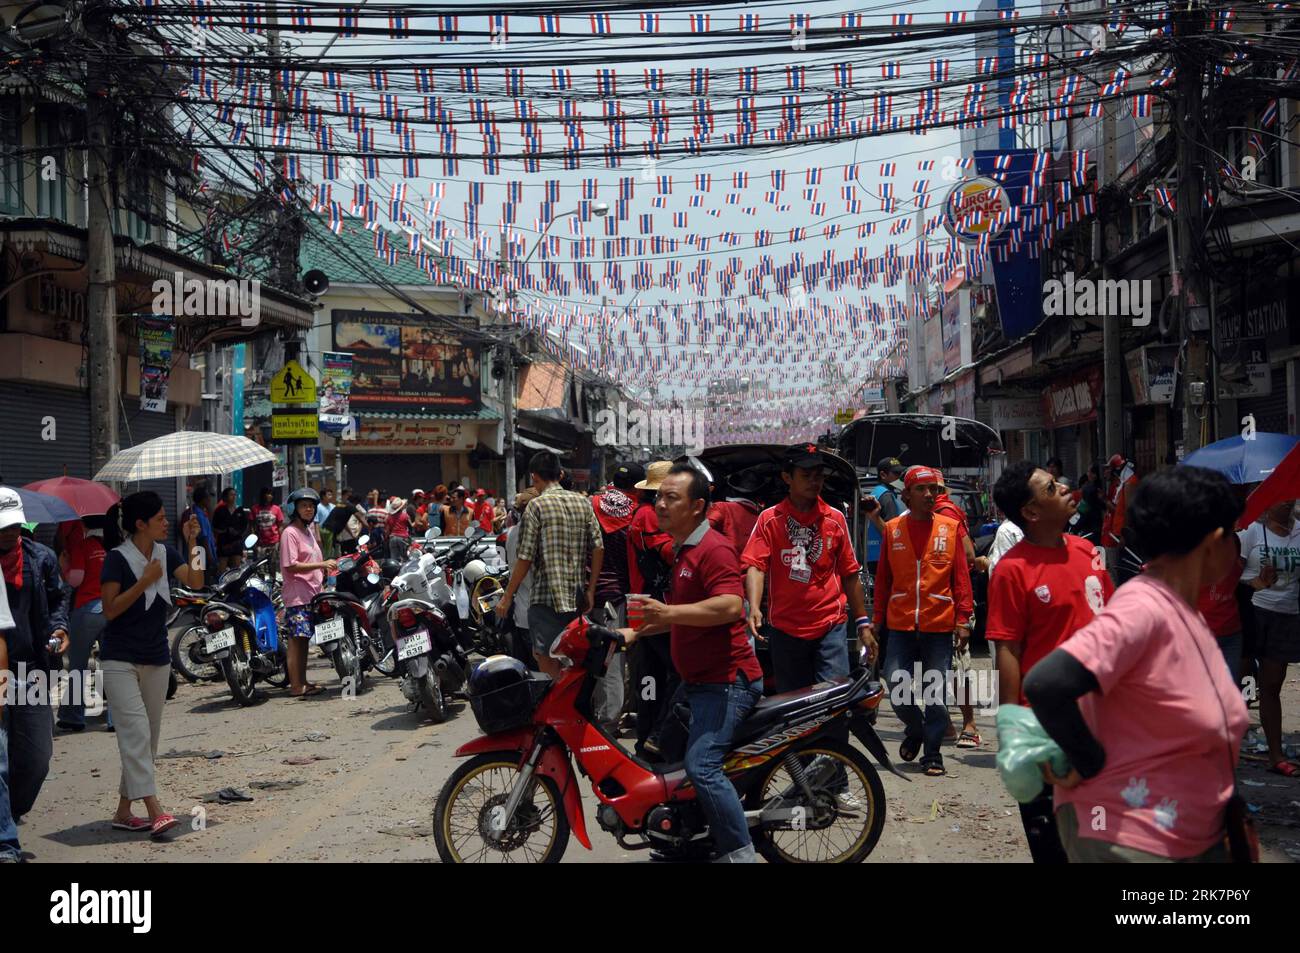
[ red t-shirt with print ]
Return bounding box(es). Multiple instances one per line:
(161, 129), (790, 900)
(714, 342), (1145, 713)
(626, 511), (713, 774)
(985, 534), (1114, 704)
(741, 497), (860, 640)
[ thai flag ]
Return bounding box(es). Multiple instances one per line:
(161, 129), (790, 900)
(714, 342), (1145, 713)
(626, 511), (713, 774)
(552, 69), (572, 90)
(389, 13), (409, 37)
(690, 68), (709, 94)
(1131, 94), (1151, 117)
(1261, 100), (1279, 127)
(645, 68), (664, 90)
(290, 6), (310, 28)
(370, 70), (389, 90)
(978, 56), (996, 74)
(279, 185), (295, 205)
(892, 13), (913, 35)
(1152, 67), (1176, 89)
(740, 13), (760, 31)
(590, 13), (611, 34)
(882, 62), (900, 79)
(739, 67), (758, 91)
(1215, 9), (1236, 30)
(362, 156), (378, 177)
(931, 60), (950, 82)
(437, 15), (458, 39)
(640, 13), (660, 32)
(1152, 187), (1175, 213)
(787, 65), (806, 89)
(833, 63), (853, 87)
(487, 14), (505, 41)
(690, 13), (710, 32)
(994, 154), (1013, 171)
(1072, 150), (1089, 185)
(1104, 67), (1130, 96)
(791, 13), (810, 30)
(539, 14), (560, 33)
(879, 162), (896, 176)
(339, 7), (358, 36)
(460, 68), (478, 92)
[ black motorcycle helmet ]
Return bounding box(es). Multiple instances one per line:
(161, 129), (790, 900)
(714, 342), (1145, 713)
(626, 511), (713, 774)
(379, 558), (403, 580)
(286, 487), (320, 522)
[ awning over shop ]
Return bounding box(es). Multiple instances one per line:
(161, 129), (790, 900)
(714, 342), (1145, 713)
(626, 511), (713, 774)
(515, 434), (568, 456)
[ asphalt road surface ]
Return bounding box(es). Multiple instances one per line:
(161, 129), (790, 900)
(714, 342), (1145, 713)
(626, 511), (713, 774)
(16, 647), (1299, 863)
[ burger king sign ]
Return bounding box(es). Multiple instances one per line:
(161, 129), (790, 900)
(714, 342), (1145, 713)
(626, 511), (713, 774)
(943, 176), (1011, 244)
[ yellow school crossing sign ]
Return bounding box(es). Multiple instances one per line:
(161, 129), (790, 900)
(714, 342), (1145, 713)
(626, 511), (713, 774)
(269, 360), (317, 405)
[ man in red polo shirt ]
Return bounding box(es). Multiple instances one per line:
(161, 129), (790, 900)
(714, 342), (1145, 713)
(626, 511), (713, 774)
(986, 460), (1113, 861)
(707, 466), (765, 557)
(865, 465), (972, 777)
(742, 444), (875, 694)
(623, 463), (763, 863)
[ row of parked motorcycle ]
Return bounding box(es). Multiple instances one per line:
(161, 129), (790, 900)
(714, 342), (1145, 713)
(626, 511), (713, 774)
(166, 526), (511, 719)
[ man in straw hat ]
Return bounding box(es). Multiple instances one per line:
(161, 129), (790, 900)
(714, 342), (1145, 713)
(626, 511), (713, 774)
(627, 461), (679, 757)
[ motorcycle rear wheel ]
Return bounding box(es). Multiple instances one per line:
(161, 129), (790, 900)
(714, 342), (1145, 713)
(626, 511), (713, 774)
(433, 753), (569, 863)
(331, 631), (363, 693)
(417, 672), (448, 722)
(222, 639), (263, 706)
(172, 624), (220, 683)
(747, 739), (886, 864)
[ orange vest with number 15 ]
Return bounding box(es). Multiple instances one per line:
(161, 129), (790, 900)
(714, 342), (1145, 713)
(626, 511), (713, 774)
(883, 513), (960, 632)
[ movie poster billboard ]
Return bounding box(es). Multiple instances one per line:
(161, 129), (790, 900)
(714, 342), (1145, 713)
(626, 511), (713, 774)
(320, 351), (353, 421)
(138, 315), (175, 413)
(332, 311), (481, 412)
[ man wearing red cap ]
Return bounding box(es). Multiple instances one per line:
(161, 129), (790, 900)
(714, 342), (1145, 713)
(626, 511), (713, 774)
(742, 445), (875, 698)
(865, 465), (973, 776)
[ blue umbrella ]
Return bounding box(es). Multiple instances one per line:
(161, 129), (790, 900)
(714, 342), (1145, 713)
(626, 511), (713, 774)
(1, 486), (79, 524)
(1180, 433), (1300, 484)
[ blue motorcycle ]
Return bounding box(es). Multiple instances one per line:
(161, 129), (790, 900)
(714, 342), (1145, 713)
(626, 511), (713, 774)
(198, 535), (287, 706)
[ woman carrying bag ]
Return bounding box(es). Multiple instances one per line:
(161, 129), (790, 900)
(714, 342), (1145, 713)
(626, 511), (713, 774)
(99, 492), (205, 837)
(279, 488), (337, 698)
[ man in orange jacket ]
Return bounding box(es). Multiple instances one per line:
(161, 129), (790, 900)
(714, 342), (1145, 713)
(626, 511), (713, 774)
(863, 466), (973, 777)
(1101, 453), (1138, 550)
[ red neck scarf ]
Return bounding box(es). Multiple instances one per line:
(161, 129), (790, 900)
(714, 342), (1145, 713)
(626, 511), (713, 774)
(1, 541), (23, 589)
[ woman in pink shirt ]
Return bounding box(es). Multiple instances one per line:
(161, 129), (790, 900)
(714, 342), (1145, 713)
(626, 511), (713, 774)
(279, 488), (336, 698)
(1024, 467), (1249, 862)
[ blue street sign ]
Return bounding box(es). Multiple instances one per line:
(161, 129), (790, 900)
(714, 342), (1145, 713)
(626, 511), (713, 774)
(305, 446), (323, 466)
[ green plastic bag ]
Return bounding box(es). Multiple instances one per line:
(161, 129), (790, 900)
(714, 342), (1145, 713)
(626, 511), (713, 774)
(996, 704), (1072, 804)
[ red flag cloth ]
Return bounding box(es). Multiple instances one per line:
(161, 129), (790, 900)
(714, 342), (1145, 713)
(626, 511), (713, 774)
(1238, 442), (1300, 529)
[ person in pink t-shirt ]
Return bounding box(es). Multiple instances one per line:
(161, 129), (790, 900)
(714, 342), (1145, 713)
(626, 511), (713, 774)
(279, 488), (337, 698)
(1024, 467), (1249, 862)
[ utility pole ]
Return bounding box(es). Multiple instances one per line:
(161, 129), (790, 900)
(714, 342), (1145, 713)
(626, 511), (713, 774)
(1173, 2), (1211, 456)
(500, 232), (518, 498)
(1099, 28), (1124, 467)
(85, 0), (118, 475)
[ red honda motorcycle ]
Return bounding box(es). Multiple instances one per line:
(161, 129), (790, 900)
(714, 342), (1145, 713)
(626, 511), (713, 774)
(433, 616), (903, 863)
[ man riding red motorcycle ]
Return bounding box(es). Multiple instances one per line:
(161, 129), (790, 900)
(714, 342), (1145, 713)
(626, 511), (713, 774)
(433, 466), (902, 864)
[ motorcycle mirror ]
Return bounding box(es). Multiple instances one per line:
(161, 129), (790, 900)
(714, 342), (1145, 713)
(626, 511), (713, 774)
(358, 534), (370, 548)
(425, 527), (442, 540)
(367, 573), (381, 585)
(243, 533), (259, 550)
(464, 524), (477, 538)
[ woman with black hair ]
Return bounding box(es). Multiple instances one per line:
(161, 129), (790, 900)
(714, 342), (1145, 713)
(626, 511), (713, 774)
(99, 492), (204, 838)
(279, 488), (336, 698)
(212, 487), (249, 572)
(1023, 467), (1249, 862)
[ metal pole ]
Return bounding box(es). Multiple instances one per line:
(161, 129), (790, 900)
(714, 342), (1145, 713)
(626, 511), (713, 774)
(85, 0), (118, 475)
(1100, 41), (1124, 467)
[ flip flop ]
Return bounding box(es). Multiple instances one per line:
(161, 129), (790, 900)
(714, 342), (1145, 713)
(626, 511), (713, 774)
(1269, 760), (1300, 777)
(924, 762), (947, 777)
(899, 737), (921, 763)
(150, 814), (179, 838)
(292, 684), (326, 699)
(956, 731), (982, 749)
(111, 816), (152, 832)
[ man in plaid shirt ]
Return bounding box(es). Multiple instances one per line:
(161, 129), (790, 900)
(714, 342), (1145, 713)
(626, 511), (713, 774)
(497, 452), (604, 677)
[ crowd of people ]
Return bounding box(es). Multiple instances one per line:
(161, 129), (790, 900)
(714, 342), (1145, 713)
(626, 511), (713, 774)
(1, 439), (1295, 864)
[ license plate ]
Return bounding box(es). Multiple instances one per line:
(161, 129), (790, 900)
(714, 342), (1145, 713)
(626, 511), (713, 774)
(312, 617), (346, 646)
(205, 627), (236, 653)
(396, 629), (432, 661)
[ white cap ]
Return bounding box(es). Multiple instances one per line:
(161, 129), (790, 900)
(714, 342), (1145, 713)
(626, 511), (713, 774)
(0, 487), (27, 531)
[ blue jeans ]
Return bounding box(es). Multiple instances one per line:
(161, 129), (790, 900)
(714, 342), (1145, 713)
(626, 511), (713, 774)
(769, 621), (850, 693)
(0, 708), (19, 861)
(1218, 631), (1243, 688)
(884, 630), (954, 766)
(684, 672), (761, 857)
(59, 601), (107, 727)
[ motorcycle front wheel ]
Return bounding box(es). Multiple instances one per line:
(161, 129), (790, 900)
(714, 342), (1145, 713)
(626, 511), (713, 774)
(433, 753), (569, 863)
(746, 739), (886, 864)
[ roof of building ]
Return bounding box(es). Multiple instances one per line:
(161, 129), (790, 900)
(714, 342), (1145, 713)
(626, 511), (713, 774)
(299, 216), (446, 287)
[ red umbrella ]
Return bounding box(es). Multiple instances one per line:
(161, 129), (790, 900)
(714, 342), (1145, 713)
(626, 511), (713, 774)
(22, 476), (120, 517)
(1238, 442), (1300, 529)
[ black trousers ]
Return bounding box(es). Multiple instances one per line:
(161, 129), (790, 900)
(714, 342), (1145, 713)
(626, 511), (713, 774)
(632, 634), (680, 748)
(1019, 786), (1069, 864)
(2, 687), (53, 819)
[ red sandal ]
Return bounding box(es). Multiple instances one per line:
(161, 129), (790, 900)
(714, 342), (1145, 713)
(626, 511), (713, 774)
(1269, 761), (1300, 777)
(150, 814), (179, 838)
